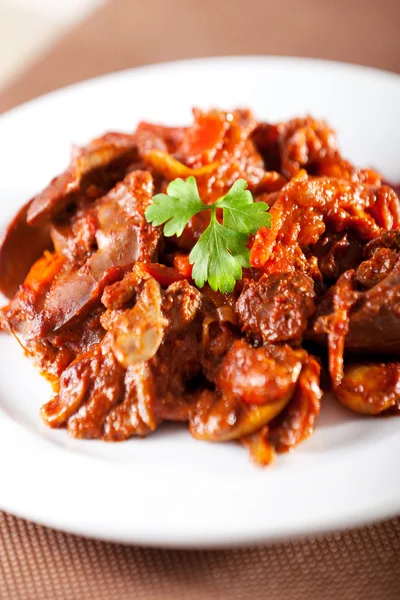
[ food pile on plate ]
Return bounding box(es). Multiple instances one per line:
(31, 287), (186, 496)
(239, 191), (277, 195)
(1, 109), (399, 464)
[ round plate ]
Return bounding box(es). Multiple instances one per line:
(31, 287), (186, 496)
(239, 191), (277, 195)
(0, 57), (399, 548)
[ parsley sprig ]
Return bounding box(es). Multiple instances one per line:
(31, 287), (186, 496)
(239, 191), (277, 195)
(145, 177), (271, 293)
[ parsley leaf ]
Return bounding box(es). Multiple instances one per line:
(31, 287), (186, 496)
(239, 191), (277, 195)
(189, 212), (250, 293)
(145, 176), (206, 237)
(216, 179), (271, 234)
(145, 176), (272, 292)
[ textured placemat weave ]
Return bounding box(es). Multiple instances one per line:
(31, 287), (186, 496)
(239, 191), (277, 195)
(0, 512), (399, 600)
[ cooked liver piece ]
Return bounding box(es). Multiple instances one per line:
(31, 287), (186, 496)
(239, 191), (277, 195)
(236, 272), (316, 345)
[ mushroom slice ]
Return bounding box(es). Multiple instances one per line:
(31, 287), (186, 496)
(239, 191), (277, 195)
(241, 354), (322, 465)
(189, 340), (304, 442)
(335, 362), (400, 415)
(189, 390), (291, 443)
(105, 276), (166, 368)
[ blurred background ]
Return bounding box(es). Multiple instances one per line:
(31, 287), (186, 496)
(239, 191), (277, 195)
(0, 0), (399, 113)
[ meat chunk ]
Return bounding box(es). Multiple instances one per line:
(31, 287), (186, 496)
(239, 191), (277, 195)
(42, 343), (125, 436)
(41, 277), (204, 439)
(250, 174), (394, 273)
(355, 230), (400, 289)
(0, 200), (52, 298)
(311, 232), (364, 284)
(27, 132), (138, 226)
(251, 122), (281, 172)
(135, 122), (186, 156)
(364, 229), (400, 254)
(201, 320), (238, 383)
(341, 232), (400, 355)
(278, 116), (339, 179)
(309, 270), (359, 387)
(310, 241), (400, 384)
(3, 251), (65, 346)
(355, 247), (397, 288)
(1, 255), (105, 379)
(236, 272), (315, 345)
(216, 340), (304, 405)
(199, 288), (239, 382)
(346, 259), (400, 354)
(189, 340), (306, 442)
(102, 362), (158, 440)
(5, 171), (160, 343)
(108, 280), (203, 436)
(367, 185), (400, 230)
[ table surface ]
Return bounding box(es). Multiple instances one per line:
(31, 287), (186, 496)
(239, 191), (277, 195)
(0, 0), (399, 598)
(0, 0), (400, 113)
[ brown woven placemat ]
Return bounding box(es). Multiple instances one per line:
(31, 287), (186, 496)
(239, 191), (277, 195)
(0, 0), (400, 598)
(0, 512), (399, 600)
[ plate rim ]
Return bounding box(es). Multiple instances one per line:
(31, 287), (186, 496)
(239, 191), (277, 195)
(1, 54), (399, 121)
(0, 55), (399, 548)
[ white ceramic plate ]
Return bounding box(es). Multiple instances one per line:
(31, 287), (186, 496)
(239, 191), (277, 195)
(0, 57), (399, 548)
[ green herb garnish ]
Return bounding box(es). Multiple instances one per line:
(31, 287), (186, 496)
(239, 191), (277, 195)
(145, 177), (272, 293)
